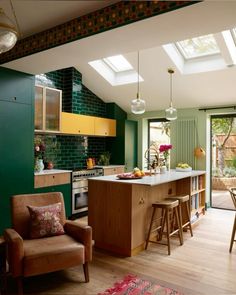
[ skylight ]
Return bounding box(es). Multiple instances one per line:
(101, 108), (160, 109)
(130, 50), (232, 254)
(103, 55), (133, 72)
(88, 54), (143, 86)
(176, 34), (220, 59)
(232, 28), (236, 45)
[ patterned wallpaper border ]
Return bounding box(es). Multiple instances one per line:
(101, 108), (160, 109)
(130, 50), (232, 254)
(0, 1), (198, 64)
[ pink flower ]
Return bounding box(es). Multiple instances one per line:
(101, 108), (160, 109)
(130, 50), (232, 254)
(35, 145), (40, 152)
(159, 144), (172, 153)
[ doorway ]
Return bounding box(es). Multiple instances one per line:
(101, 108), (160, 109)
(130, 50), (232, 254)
(211, 115), (236, 209)
(147, 119), (170, 169)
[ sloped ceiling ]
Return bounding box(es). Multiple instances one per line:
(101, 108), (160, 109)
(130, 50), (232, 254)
(2, 0), (236, 113)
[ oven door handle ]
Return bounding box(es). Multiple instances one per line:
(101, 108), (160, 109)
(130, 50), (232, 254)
(73, 178), (88, 182)
(73, 188), (88, 194)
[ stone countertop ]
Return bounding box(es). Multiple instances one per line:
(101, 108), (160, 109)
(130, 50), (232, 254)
(88, 169), (205, 186)
(34, 169), (72, 176)
(94, 165), (125, 169)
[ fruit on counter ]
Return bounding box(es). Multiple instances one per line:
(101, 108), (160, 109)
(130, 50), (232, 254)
(134, 171), (142, 177)
(133, 167), (145, 176)
(177, 162), (191, 169)
(133, 167), (140, 173)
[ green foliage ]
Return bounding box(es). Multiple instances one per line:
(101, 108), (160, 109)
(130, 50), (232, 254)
(212, 118), (235, 135)
(98, 151), (111, 166)
(161, 122), (170, 137)
(232, 157), (236, 169)
(212, 167), (220, 177)
(212, 166), (236, 177)
(223, 167), (236, 177)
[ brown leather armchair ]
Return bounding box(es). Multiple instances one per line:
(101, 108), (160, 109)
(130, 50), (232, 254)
(4, 192), (92, 295)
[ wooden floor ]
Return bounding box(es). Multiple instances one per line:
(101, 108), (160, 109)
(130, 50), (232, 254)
(4, 208), (236, 295)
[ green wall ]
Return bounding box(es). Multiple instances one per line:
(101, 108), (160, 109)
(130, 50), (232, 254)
(129, 108), (206, 171)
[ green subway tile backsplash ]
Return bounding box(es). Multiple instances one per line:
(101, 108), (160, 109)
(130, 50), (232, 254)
(35, 134), (108, 169)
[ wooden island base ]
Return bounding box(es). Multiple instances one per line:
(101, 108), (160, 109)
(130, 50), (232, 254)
(88, 171), (205, 257)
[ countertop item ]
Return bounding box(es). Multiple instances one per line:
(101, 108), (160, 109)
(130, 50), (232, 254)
(95, 165), (125, 169)
(89, 169), (205, 186)
(34, 169), (72, 176)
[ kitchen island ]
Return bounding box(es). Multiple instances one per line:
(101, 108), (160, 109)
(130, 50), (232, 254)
(88, 170), (205, 256)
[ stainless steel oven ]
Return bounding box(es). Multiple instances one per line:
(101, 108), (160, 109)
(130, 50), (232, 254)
(72, 168), (103, 215)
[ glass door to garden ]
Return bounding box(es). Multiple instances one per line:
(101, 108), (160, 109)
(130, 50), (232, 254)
(211, 115), (236, 210)
(147, 119), (170, 170)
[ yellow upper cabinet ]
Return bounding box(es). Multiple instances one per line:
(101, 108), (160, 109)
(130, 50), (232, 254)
(61, 112), (116, 136)
(61, 112), (95, 135)
(35, 86), (62, 132)
(94, 117), (116, 136)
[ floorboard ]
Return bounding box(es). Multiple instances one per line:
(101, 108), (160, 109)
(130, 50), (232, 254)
(4, 208), (236, 295)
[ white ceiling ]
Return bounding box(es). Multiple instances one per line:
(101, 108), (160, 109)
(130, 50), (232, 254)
(2, 0), (236, 114)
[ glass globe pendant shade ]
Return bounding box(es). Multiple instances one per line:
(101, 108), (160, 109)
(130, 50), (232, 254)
(165, 105), (177, 120)
(131, 94), (146, 114)
(165, 68), (177, 121)
(0, 8), (18, 54)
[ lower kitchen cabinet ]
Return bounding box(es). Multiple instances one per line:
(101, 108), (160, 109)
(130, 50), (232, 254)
(102, 166), (125, 176)
(34, 171), (72, 218)
(34, 184), (72, 219)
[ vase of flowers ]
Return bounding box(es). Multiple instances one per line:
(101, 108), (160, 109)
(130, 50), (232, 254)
(35, 159), (44, 173)
(159, 144), (172, 171)
(34, 137), (45, 172)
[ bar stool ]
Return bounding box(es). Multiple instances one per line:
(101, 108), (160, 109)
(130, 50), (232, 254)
(229, 187), (236, 253)
(145, 199), (183, 255)
(166, 194), (193, 244)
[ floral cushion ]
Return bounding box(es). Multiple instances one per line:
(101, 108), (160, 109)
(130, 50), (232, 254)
(27, 203), (65, 239)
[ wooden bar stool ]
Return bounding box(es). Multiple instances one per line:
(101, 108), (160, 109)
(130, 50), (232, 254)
(229, 188), (236, 253)
(145, 200), (183, 255)
(166, 194), (193, 244)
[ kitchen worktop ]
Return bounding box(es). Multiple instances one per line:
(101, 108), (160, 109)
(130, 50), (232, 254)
(34, 169), (72, 176)
(94, 165), (125, 169)
(89, 169), (205, 186)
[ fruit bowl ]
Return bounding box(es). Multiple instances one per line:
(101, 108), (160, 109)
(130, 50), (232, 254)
(116, 173), (144, 179)
(176, 167), (192, 172)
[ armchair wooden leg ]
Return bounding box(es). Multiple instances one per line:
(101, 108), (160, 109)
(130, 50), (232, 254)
(229, 214), (236, 253)
(83, 262), (89, 283)
(16, 277), (23, 295)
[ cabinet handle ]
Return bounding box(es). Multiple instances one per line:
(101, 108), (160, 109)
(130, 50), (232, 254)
(78, 130), (80, 133)
(52, 175), (55, 178)
(105, 132), (107, 135)
(13, 97), (16, 101)
(139, 198), (145, 204)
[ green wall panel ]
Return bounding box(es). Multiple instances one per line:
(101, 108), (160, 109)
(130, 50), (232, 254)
(106, 103), (137, 171)
(0, 67), (34, 233)
(0, 67), (33, 104)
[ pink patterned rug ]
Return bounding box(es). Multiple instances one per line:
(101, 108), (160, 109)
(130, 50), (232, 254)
(98, 274), (183, 295)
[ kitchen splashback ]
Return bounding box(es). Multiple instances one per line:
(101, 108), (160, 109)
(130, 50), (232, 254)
(36, 134), (108, 170)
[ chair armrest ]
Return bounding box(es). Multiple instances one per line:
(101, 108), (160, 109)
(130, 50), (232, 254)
(4, 228), (24, 277)
(64, 221), (92, 261)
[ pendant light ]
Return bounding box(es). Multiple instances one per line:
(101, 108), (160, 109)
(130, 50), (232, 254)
(131, 51), (145, 114)
(0, 2), (18, 54)
(165, 68), (177, 121)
